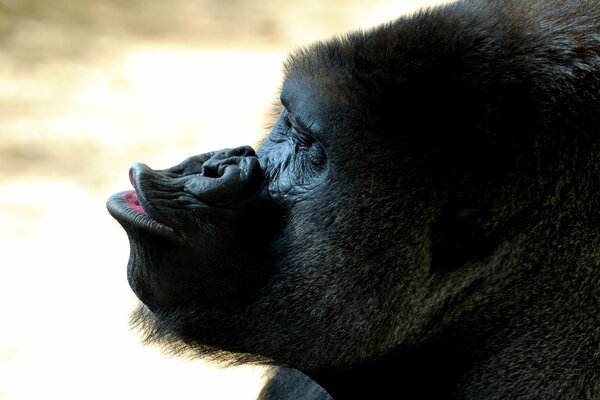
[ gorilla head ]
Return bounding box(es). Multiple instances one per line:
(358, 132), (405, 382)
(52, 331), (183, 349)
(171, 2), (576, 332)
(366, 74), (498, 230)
(107, 0), (600, 398)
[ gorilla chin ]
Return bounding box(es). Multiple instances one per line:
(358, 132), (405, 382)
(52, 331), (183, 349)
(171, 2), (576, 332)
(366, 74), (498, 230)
(108, 0), (600, 398)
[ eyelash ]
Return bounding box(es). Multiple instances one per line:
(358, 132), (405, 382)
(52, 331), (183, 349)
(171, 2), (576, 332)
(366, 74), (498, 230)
(282, 112), (314, 147)
(280, 111), (326, 167)
(292, 127), (315, 147)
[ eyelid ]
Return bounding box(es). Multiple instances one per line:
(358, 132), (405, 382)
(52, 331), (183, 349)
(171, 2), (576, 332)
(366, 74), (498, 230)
(289, 114), (312, 134)
(294, 128), (315, 146)
(282, 112), (314, 145)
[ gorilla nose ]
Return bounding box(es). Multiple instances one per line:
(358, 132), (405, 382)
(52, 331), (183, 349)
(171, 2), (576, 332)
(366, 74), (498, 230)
(127, 147), (261, 207)
(201, 146), (257, 178)
(184, 147), (261, 205)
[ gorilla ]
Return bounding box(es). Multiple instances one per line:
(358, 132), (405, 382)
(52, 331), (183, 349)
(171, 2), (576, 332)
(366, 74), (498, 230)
(107, 0), (600, 398)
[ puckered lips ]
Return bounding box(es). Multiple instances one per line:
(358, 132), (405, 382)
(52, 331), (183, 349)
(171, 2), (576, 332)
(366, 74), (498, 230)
(106, 168), (177, 240)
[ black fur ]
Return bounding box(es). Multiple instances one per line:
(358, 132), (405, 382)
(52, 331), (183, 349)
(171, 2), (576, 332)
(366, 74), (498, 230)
(107, 0), (600, 398)
(259, 368), (331, 400)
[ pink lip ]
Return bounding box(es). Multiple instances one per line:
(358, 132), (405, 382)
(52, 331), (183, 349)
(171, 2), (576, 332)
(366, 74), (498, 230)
(123, 190), (147, 215)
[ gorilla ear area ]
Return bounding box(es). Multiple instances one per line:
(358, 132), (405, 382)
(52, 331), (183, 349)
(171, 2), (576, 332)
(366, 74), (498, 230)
(108, 0), (600, 398)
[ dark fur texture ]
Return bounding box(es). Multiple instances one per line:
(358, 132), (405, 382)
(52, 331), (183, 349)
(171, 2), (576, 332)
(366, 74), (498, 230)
(259, 368), (332, 400)
(108, 0), (600, 398)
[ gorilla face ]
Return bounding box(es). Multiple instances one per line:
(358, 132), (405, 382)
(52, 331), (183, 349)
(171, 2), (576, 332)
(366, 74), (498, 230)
(106, 6), (515, 369)
(107, 60), (440, 369)
(108, 0), (600, 397)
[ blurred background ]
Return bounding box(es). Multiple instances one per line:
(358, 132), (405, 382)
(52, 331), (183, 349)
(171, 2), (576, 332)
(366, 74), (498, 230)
(0, 1), (449, 399)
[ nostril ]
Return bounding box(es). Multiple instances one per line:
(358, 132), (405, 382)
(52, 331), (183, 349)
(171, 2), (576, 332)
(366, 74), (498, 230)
(217, 162), (230, 177)
(201, 148), (259, 180)
(202, 163), (220, 178)
(237, 145), (256, 157)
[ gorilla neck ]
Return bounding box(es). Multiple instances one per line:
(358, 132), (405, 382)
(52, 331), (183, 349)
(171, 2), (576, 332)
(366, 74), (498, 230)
(309, 226), (600, 399)
(310, 316), (599, 399)
(309, 341), (465, 399)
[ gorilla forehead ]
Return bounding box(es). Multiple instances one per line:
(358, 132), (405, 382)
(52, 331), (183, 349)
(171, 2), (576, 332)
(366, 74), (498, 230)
(283, 1), (600, 164)
(285, 1), (600, 97)
(282, 11), (475, 90)
(280, 9), (511, 142)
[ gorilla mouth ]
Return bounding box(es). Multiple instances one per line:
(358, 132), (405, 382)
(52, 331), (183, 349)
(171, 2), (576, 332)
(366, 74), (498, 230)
(106, 190), (177, 240)
(123, 190), (146, 215)
(107, 162), (179, 239)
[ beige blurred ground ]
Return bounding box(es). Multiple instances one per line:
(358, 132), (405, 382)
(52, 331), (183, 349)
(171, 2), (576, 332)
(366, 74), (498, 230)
(0, 1), (449, 399)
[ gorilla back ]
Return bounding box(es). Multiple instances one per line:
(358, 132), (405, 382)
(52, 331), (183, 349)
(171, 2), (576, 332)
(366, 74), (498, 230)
(107, 0), (600, 398)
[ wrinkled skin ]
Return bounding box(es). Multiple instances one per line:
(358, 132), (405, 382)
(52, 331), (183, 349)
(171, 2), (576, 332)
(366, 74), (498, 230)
(107, 0), (600, 398)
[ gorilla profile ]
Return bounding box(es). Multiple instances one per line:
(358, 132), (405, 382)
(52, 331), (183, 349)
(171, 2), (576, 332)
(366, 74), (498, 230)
(107, 0), (600, 398)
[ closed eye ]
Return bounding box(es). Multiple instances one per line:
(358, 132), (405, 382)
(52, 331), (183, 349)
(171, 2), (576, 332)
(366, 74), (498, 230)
(292, 127), (315, 147)
(285, 113), (317, 147)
